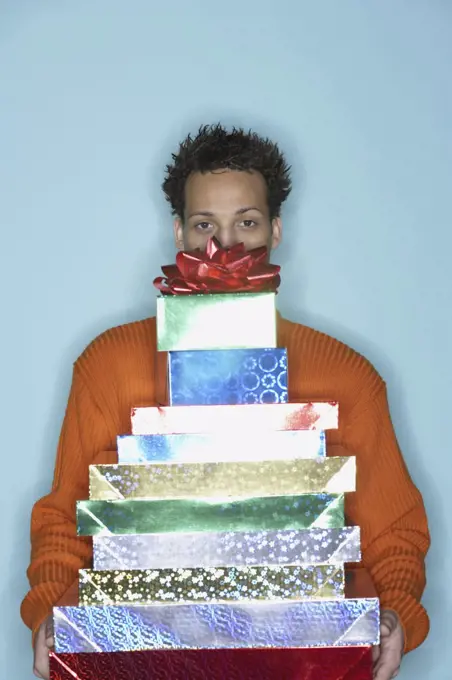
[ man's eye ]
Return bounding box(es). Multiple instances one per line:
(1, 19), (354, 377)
(196, 222), (213, 230)
(241, 220), (256, 228)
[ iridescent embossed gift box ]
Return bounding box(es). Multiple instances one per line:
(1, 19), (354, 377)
(130, 402), (339, 435)
(54, 595), (379, 653)
(168, 348), (288, 405)
(93, 527), (361, 571)
(156, 292), (277, 351)
(79, 564), (345, 606)
(117, 430), (326, 464)
(50, 646), (374, 680)
(89, 457), (356, 500)
(77, 494), (345, 536)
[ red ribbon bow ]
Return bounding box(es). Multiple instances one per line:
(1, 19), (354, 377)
(154, 237), (281, 295)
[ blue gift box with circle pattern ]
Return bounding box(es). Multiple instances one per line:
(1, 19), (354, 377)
(168, 348), (288, 406)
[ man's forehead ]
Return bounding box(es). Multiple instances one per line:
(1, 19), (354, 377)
(185, 170), (267, 209)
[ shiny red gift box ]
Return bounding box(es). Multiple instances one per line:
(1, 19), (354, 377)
(50, 646), (372, 680)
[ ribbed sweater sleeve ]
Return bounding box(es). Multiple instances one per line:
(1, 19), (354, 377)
(21, 359), (117, 634)
(21, 319), (157, 637)
(279, 318), (430, 652)
(344, 383), (430, 652)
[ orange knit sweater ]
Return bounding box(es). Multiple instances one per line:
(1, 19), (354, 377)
(21, 316), (430, 652)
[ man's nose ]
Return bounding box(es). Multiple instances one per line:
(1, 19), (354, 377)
(216, 227), (239, 248)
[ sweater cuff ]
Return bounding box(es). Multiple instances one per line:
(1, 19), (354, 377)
(21, 581), (71, 644)
(379, 588), (430, 653)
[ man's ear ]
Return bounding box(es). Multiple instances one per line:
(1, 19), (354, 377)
(271, 217), (282, 250)
(173, 217), (184, 250)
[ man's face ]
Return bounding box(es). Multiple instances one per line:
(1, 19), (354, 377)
(173, 170), (282, 253)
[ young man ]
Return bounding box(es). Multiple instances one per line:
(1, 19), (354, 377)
(25, 125), (430, 680)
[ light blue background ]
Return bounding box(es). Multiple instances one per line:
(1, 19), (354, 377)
(1, 1), (450, 677)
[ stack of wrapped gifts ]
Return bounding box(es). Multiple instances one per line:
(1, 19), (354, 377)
(50, 239), (379, 679)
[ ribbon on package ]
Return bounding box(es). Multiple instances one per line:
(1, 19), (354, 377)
(154, 237), (281, 294)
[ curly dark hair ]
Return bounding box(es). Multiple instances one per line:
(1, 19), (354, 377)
(162, 124), (292, 219)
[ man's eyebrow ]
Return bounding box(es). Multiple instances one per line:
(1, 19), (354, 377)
(235, 206), (263, 215)
(187, 210), (215, 219)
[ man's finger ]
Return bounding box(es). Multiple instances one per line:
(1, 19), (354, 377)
(372, 645), (381, 664)
(45, 617), (54, 639)
(33, 650), (49, 680)
(34, 627), (51, 680)
(380, 611), (398, 631)
(374, 658), (399, 680)
(33, 653), (48, 680)
(380, 622), (392, 637)
(374, 657), (392, 680)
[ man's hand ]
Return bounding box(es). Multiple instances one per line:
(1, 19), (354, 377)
(33, 616), (54, 679)
(372, 609), (404, 680)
